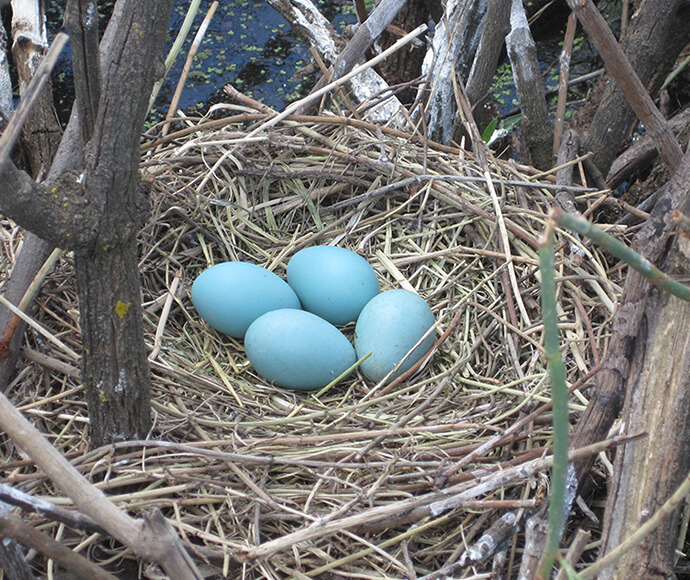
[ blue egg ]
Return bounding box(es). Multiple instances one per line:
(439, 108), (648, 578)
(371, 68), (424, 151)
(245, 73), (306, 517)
(287, 245), (380, 326)
(354, 289), (435, 383)
(191, 262), (300, 338)
(245, 309), (357, 390)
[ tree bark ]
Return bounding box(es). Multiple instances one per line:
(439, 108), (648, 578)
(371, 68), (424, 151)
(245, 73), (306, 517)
(0, 10), (13, 122)
(0, 508), (35, 580)
(464, 0), (510, 132)
(421, 0), (487, 144)
(64, 0), (100, 142)
(597, 231), (690, 579)
(570, 149), (690, 483)
(375, 0), (432, 105)
(75, 242), (152, 443)
(11, 0), (63, 178)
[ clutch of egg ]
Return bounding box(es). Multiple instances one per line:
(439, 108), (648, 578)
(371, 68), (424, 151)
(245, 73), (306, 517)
(192, 249), (435, 390)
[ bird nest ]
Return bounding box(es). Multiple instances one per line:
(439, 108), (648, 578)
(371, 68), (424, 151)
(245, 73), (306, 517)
(1, 108), (624, 578)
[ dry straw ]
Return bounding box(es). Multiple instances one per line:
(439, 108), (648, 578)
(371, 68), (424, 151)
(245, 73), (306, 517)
(1, 100), (624, 577)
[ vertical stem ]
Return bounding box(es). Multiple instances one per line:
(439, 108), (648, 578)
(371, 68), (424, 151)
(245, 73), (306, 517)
(64, 0), (101, 142)
(553, 13), (577, 159)
(537, 223), (570, 578)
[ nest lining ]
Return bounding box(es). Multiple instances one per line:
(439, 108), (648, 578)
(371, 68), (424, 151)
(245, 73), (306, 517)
(0, 107), (624, 578)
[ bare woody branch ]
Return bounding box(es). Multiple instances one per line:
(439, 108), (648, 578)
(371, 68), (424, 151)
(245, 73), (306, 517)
(0, 385), (203, 579)
(566, 0), (684, 173)
(64, 0), (101, 142)
(0, 509), (117, 580)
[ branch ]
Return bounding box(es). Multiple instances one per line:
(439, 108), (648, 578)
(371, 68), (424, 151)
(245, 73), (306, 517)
(0, 510), (117, 580)
(506, 0), (552, 169)
(565, 0), (684, 173)
(422, 0), (486, 144)
(0, 32), (67, 172)
(0, 161), (110, 250)
(64, 0), (101, 142)
(0, 482), (105, 535)
(0, 32), (97, 249)
(266, 0), (408, 123)
(331, 0), (407, 80)
(82, 0), (173, 234)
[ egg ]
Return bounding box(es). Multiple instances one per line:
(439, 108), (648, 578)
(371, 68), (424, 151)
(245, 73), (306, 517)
(191, 262), (300, 338)
(287, 245), (380, 326)
(245, 309), (357, 390)
(354, 289), (435, 383)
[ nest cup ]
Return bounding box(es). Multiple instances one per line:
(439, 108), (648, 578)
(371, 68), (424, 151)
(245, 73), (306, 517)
(1, 111), (622, 577)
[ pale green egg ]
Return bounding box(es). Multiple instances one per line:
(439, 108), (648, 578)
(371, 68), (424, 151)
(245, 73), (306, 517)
(245, 309), (357, 390)
(355, 289), (435, 383)
(191, 262), (300, 338)
(287, 245), (379, 326)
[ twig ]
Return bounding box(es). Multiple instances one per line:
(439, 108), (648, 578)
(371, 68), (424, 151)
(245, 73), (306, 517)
(0, 292), (79, 361)
(0, 248), (63, 361)
(148, 0), (203, 113)
(240, 25), (426, 141)
(149, 269), (183, 362)
(555, 528), (591, 580)
(442, 361), (604, 481)
(565, 0), (683, 172)
(195, 24), (426, 194)
(0, 510), (117, 580)
(452, 66), (531, 384)
(162, 1), (219, 137)
(0, 482), (105, 535)
(0, 387), (204, 578)
(553, 14), (577, 160)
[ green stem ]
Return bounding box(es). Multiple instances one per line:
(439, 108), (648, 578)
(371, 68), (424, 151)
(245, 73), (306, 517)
(552, 208), (690, 302)
(537, 224), (570, 578)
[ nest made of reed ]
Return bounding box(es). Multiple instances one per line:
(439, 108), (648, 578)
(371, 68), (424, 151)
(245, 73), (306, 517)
(1, 106), (623, 578)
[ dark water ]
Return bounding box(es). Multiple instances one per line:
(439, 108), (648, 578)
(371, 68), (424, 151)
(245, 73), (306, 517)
(44, 2), (610, 129)
(48, 0), (356, 123)
(154, 0), (356, 116)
